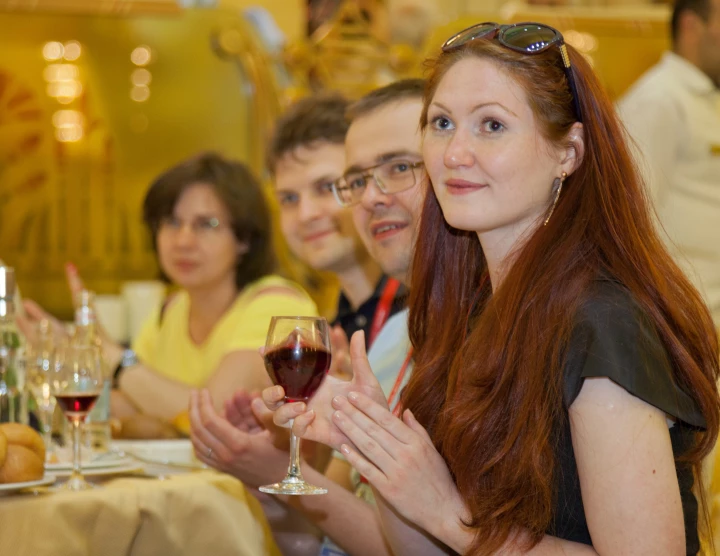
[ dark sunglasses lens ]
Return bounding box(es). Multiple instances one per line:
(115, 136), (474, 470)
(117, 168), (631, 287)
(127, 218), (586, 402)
(502, 24), (558, 52)
(443, 23), (496, 50)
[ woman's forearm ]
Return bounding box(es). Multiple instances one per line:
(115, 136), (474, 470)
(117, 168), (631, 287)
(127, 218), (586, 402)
(279, 466), (393, 556)
(524, 536), (598, 555)
(376, 490), (599, 556)
(118, 364), (192, 419)
(374, 490), (455, 556)
(118, 349), (269, 421)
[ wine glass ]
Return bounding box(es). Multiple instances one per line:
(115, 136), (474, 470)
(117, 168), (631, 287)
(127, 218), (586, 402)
(26, 320), (58, 461)
(259, 316), (332, 495)
(52, 344), (103, 491)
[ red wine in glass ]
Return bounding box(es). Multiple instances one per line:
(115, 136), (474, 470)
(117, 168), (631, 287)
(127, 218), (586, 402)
(264, 344), (331, 403)
(52, 344), (103, 491)
(259, 316), (332, 496)
(55, 392), (100, 420)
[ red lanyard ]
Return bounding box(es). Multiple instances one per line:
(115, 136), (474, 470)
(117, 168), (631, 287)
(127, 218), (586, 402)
(387, 348), (413, 416)
(367, 277), (401, 347)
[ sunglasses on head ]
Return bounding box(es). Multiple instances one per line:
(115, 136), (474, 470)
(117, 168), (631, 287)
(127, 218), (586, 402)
(442, 22), (583, 123)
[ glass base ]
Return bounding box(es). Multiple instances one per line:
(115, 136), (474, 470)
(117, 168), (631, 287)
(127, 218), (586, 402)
(53, 475), (99, 492)
(259, 476), (327, 496)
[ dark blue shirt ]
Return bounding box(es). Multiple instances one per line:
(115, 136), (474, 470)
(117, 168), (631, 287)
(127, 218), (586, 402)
(332, 274), (406, 348)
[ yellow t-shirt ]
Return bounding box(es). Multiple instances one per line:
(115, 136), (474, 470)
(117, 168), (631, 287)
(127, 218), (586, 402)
(131, 275), (318, 387)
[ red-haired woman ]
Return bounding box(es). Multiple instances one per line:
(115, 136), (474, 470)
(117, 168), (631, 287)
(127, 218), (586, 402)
(263, 23), (720, 555)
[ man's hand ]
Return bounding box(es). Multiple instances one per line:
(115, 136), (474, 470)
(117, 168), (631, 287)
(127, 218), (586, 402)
(190, 389), (293, 487)
(224, 389), (263, 434)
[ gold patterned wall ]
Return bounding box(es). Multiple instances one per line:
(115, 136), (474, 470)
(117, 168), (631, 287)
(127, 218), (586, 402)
(0, 7), (295, 319)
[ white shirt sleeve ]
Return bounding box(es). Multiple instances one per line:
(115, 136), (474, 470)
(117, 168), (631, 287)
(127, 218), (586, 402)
(618, 91), (685, 209)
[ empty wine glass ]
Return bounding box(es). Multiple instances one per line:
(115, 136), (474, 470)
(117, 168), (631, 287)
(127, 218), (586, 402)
(26, 319), (58, 461)
(259, 316), (332, 495)
(53, 344), (103, 491)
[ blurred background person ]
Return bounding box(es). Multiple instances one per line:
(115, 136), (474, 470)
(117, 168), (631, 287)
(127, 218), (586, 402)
(19, 153), (317, 438)
(269, 92), (406, 354)
(618, 0), (720, 327)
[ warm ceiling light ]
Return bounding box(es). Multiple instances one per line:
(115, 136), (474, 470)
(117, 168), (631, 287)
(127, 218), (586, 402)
(43, 63), (79, 82)
(55, 125), (84, 143)
(52, 109), (84, 127)
(564, 30), (599, 54)
(63, 41), (82, 61)
(42, 41), (64, 61)
(131, 68), (152, 86)
(131, 46), (152, 66)
(130, 84), (150, 102)
(47, 81), (82, 100)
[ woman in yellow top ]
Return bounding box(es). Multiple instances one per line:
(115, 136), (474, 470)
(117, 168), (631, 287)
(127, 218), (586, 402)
(21, 153), (317, 434)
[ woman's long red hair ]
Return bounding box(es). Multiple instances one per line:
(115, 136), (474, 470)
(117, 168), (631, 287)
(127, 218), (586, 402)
(404, 39), (720, 554)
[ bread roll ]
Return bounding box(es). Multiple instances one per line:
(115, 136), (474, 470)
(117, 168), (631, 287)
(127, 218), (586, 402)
(0, 424), (45, 483)
(0, 429), (7, 467)
(0, 423), (45, 462)
(0, 444), (44, 483)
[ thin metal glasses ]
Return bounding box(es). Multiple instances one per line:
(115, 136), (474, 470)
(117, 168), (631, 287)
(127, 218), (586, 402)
(332, 159), (425, 207)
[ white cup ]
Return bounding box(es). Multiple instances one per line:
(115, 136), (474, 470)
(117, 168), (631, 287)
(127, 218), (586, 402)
(121, 281), (166, 342)
(94, 295), (128, 344)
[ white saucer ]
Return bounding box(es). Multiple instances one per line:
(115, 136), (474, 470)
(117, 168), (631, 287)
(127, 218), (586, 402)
(46, 456), (134, 471)
(0, 473), (57, 494)
(112, 440), (207, 470)
(51, 462), (143, 477)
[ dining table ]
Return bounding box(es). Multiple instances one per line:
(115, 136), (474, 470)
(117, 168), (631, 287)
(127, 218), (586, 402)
(0, 440), (282, 556)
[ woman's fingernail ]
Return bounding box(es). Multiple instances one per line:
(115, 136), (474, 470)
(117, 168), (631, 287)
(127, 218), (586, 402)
(333, 411), (344, 423)
(332, 395), (345, 406)
(348, 392), (359, 402)
(294, 402), (306, 413)
(274, 386), (284, 398)
(66, 262), (77, 274)
(340, 444), (351, 455)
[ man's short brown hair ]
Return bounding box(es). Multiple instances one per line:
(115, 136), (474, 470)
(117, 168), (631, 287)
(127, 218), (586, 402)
(672, 0), (712, 43)
(267, 93), (350, 175)
(347, 78), (426, 121)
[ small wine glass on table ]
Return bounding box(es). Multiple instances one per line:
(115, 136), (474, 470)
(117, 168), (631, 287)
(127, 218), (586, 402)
(53, 344), (103, 491)
(26, 319), (59, 462)
(259, 316), (332, 496)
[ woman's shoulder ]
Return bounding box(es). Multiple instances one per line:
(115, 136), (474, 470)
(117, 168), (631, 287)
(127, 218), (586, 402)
(240, 274), (313, 302)
(214, 276), (318, 349)
(564, 278), (705, 427)
(155, 290), (189, 325)
(575, 278), (638, 321)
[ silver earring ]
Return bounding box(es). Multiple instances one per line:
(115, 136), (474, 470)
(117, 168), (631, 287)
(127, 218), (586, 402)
(543, 172), (567, 227)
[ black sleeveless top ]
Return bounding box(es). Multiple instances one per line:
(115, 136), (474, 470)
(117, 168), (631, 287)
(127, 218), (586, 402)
(548, 280), (706, 554)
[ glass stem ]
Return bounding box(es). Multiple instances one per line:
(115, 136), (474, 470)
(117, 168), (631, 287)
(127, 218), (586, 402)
(286, 421), (303, 481)
(19, 390), (29, 425)
(71, 417), (83, 481)
(42, 408), (53, 455)
(8, 393), (16, 422)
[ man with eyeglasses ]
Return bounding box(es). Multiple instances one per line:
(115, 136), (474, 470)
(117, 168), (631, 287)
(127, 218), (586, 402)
(269, 93), (406, 352)
(329, 80), (425, 420)
(189, 79), (428, 556)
